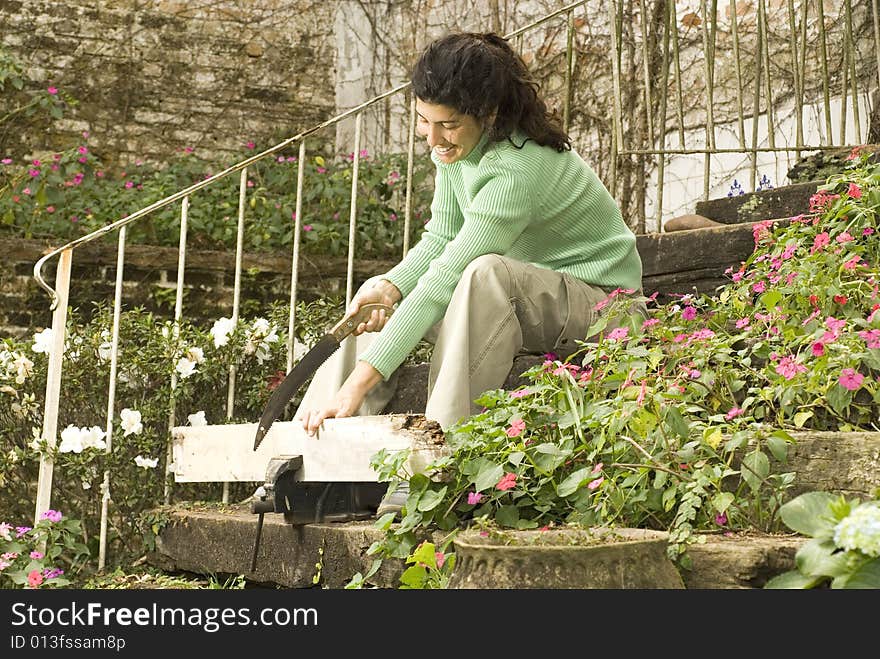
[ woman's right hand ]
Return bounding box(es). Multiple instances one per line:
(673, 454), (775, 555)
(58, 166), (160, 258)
(349, 277), (401, 335)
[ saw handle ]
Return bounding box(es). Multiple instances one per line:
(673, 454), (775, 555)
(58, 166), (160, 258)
(329, 303), (394, 342)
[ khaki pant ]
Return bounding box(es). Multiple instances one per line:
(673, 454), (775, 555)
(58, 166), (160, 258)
(294, 254), (642, 430)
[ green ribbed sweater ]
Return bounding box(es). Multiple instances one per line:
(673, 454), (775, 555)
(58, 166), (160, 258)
(360, 130), (643, 379)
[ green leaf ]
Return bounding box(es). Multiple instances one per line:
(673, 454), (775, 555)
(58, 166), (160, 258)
(473, 463), (504, 492)
(793, 411), (813, 428)
(664, 406), (690, 439)
(417, 486), (447, 512)
(711, 492), (735, 514)
(398, 565), (427, 589)
(758, 289), (782, 311)
(765, 436), (790, 463)
(778, 491), (838, 536)
(841, 558), (880, 589)
(556, 467), (591, 497)
(795, 538), (851, 578)
(764, 570), (823, 589)
(740, 450), (770, 492)
(409, 541), (437, 568)
(495, 505), (520, 528)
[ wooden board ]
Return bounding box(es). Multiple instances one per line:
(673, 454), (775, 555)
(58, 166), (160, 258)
(171, 414), (448, 483)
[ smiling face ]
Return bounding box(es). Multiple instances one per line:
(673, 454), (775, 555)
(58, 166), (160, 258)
(416, 99), (486, 164)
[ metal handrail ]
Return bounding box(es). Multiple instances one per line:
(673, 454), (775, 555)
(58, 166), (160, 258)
(32, 0), (592, 309)
(32, 81), (409, 308)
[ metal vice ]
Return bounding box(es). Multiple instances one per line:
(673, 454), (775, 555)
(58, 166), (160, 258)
(249, 455), (387, 571)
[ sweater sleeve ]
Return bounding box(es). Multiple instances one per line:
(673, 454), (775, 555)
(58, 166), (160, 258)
(360, 157), (534, 379)
(381, 162), (463, 297)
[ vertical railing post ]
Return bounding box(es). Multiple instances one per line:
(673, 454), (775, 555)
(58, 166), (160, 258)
(98, 227), (127, 570)
(607, 0), (623, 192)
(730, 0), (746, 151)
(817, 0), (833, 145)
(655, 0), (671, 231)
(164, 195), (188, 505)
(700, 0), (717, 200)
(288, 141), (306, 373)
(33, 248), (73, 526)
(403, 96), (416, 259)
(346, 113), (363, 306)
(563, 9), (575, 133)
(222, 168), (248, 504)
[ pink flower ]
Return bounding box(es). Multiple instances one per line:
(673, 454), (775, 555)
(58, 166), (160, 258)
(714, 513), (728, 526)
(725, 407), (744, 421)
(682, 306), (697, 321)
(303, 224), (313, 232)
(46, 206), (55, 214)
(811, 232), (830, 254)
(506, 419), (526, 438)
(246, 141), (255, 149)
(848, 183), (862, 199)
(316, 166), (327, 174)
(642, 318), (659, 328)
(124, 180), (134, 189)
(775, 356), (807, 380)
(435, 552), (446, 569)
(29, 551), (43, 559)
(587, 476), (604, 490)
(591, 462), (603, 474)
(27, 570), (43, 588)
(835, 232), (854, 244)
(496, 472), (517, 491)
(607, 327), (629, 342)
(509, 389), (530, 399)
(859, 329), (880, 349)
(864, 227), (875, 236)
(1, 158), (12, 165)
(467, 491), (483, 505)
(40, 510), (62, 523)
(843, 255), (862, 270)
(839, 368), (864, 391)
(735, 317), (750, 329)
(47, 86), (58, 95)
(811, 341), (825, 357)
(752, 280), (765, 294)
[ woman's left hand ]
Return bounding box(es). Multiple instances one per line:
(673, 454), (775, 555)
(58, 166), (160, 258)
(298, 361), (383, 436)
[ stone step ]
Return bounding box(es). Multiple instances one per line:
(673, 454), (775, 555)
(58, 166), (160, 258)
(148, 503), (804, 589)
(154, 430), (880, 588)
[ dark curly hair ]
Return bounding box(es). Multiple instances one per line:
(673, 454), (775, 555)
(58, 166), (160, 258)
(411, 32), (571, 152)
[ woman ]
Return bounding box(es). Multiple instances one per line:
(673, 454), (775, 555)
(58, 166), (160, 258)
(297, 32), (644, 451)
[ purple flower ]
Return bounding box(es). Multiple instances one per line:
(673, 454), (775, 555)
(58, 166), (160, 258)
(40, 509), (62, 523)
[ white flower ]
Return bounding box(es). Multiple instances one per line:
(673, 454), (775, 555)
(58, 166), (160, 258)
(32, 328), (53, 354)
(97, 331), (113, 362)
(187, 410), (207, 426)
(120, 408), (143, 436)
(12, 354), (33, 384)
(134, 455), (159, 469)
(186, 346), (205, 364)
(293, 339), (308, 362)
(251, 317), (271, 335)
(834, 504), (880, 558)
(211, 317), (235, 348)
(81, 426), (107, 451)
(0, 522), (11, 541)
(81, 480), (91, 490)
(176, 357), (197, 378)
(58, 425), (85, 454)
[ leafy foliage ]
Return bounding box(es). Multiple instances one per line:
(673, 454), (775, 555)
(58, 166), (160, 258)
(358, 147), (880, 586)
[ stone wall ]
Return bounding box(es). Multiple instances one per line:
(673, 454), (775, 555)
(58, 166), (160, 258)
(0, 0), (338, 166)
(0, 236), (394, 337)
